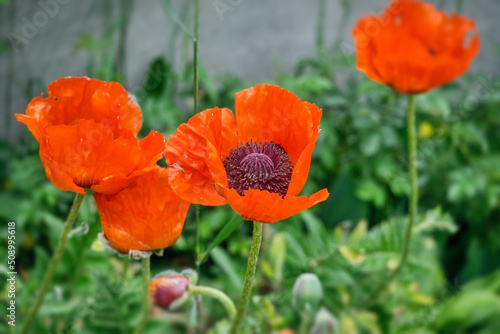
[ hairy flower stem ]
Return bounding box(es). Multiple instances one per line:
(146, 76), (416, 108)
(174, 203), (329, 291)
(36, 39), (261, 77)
(21, 193), (85, 334)
(193, 0), (199, 116)
(360, 94), (417, 306)
(134, 255), (151, 334)
(230, 221), (263, 334)
(121, 256), (130, 284)
(5, 2), (14, 142)
(300, 312), (313, 334)
(189, 285), (237, 320)
(404, 94), (418, 278)
(316, 0), (326, 52)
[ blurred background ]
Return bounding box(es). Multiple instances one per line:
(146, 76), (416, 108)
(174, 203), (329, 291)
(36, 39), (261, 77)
(2, 0), (500, 139)
(1, 0), (500, 333)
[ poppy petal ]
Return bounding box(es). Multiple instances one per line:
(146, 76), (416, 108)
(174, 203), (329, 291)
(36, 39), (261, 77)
(235, 85), (316, 164)
(15, 77), (156, 195)
(287, 101), (322, 196)
(205, 137), (230, 190)
(37, 77), (142, 134)
(165, 108), (236, 206)
(91, 130), (166, 194)
(40, 153), (86, 194)
(40, 120), (163, 194)
(15, 114), (44, 143)
(93, 166), (190, 253)
(216, 186), (329, 224)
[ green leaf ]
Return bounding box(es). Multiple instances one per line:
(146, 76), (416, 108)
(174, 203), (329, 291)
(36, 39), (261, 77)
(416, 89), (451, 119)
(301, 210), (328, 247)
(270, 233), (286, 284)
(413, 207), (457, 234)
(360, 132), (381, 156)
(356, 179), (387, 208)
(295, 75), (333, 94)
(39, 298), (82, 316)
(389, 175), (410, 196)
(143, 57), (171, 97)
(282, 232), (308, 265)
(210, 247), (243, 291)
(198, 214), (242, 265)
(321, 270), (355, 288)
(41, 212), (64, 248)
(434, 291), (500, 330)
(319, 174), (369, 227)
(447, 167), (488, 202)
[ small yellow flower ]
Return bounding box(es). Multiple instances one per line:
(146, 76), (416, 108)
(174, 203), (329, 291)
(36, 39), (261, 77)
(419, 122), (434, 138)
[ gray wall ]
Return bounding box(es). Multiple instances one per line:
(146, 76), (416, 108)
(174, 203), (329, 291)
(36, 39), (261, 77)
(1, 0), (498, 141)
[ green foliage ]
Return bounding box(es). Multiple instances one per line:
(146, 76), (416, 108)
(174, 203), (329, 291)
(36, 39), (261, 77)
(2, 4), (499, 333)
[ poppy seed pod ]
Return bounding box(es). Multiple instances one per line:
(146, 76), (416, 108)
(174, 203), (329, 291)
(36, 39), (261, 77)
(292, 273), (323, 314)
(149, 276), (189, 310)
(311, 308), (339, 334)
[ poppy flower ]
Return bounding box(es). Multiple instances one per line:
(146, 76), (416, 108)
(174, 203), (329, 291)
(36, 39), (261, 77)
(15, 77), (165, 195)
(352, 0), (480, 94)
(165, 84), (329, 223)
(93, 166), (190, 253)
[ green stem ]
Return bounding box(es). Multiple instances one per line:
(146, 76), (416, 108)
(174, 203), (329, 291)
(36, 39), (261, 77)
(230, 221), (263, 334)
(134, 256), (151, 334)
(316, 0), (326, 53)
(114, 0), (134, 84)
(193, 0), (200, 116)
(121, 256), (130, 283)
(359, 94), (417, 306)
(189, 285), (237, 320)
(21, 193), (85, 334)
(299, 312), (312, 334)
(5, 1), (15, 142)
(404, 94), (418, 273)
(333, 0), (352, 51)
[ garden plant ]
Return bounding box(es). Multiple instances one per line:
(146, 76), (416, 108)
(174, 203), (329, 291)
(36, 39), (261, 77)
(1, 0), (500, 333)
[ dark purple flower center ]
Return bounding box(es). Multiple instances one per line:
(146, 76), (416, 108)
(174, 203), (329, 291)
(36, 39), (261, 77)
(223, 141), (293, 197)
(241, 153), (274, 174)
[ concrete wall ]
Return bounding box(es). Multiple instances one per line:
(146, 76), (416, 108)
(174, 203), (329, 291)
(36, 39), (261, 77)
(1, 0), (498, 140)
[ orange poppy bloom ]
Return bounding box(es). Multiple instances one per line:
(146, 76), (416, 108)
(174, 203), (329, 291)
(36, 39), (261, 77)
(352, 0), (480, 94)
(93, 166), (190, 253)
(165, 84), (329, 223)
(15, 77), (165, 195)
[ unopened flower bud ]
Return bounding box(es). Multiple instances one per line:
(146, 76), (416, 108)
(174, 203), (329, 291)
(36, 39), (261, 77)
(311, 308), (338, 334)
(278, 330), (295, 334)
(180, 268), (198, 286)
(149, 276), (189, 310)
(292, 273), (323, 314)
